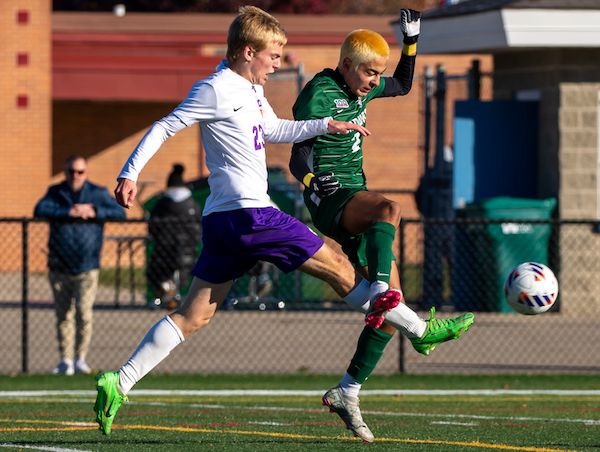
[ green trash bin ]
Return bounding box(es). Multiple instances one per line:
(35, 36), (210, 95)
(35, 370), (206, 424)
(453, 197), (556, 312)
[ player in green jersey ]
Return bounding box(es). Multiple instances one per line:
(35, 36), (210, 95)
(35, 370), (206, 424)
(290, 10), (474, 441)
(291, 15), (419, 315)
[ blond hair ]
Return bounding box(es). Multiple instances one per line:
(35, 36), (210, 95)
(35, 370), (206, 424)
(338, 29), (390, 68)
(226, 6), (288, 62)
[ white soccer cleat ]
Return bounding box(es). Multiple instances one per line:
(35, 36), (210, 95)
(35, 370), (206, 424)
(322, 386), (374, 443)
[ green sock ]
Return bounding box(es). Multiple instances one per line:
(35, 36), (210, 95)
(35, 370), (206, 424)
(347, 326), (394, 384)
(366, 221), (396, 285)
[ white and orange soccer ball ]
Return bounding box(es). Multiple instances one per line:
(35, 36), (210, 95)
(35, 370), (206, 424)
(504, 262), (559, 315)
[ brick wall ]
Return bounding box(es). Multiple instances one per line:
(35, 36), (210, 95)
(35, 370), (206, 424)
(50, 46), (487, 221)
(557, 82), (600, 315)
(52, 100), (204, 218)
(559, 83), (600, 219)
(1, 0), (51, 217)
(2, 6), (490, 221)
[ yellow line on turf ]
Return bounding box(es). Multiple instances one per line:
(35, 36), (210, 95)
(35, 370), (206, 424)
(134, 426), (579, 451)
(0, 418), (97, 431)
(0, 420), (585, 451)
(1, 419), (72, 425)
(379, 438), (581, 452)
(139, 426), (595, 451)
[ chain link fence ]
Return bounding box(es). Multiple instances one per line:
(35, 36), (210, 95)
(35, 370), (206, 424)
(3, 63), (598, 376)
(1, 216), (598, 375)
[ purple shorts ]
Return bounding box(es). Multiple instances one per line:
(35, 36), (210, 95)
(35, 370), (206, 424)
(192, 207), (323, 284)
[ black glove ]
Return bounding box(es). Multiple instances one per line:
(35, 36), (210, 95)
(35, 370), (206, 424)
(400, 9), (421, 45)
(308, 172), (340, 198)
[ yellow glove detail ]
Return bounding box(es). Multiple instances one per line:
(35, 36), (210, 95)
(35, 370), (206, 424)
(302, 173), (315, 187)
(403, 43), (417, 56)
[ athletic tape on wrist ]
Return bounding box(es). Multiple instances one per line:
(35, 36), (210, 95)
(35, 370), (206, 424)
(403, 43), (417, 55)
(302, 173), (315, 187)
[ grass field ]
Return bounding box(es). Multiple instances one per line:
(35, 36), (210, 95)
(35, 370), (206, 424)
(1, 374), (599, 451)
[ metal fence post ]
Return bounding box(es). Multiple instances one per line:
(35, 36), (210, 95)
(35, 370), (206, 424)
(421, 65), (433, 217)
(468, 59), (481, 100)
(296, 61), (304, 95)
(21, 218), (29, 374)
(294, 63), (304, 301)
(398, 220), (406, 374)
(433, 63), (446, 218)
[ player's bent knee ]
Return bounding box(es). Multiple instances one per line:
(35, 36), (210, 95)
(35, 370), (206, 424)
(382, 199), (402, 222)
(379, 199), (402, 226)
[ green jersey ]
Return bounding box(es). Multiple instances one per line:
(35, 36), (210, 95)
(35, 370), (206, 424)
(292, 69), (385, 190)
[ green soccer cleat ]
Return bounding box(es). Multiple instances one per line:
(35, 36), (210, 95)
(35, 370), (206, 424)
(410, 308), (474, 356)
(94, 372), (128, 435)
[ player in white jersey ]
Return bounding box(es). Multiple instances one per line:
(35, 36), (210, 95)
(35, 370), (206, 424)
(118, 60), (337, 216)
(94, 6), (386, 442)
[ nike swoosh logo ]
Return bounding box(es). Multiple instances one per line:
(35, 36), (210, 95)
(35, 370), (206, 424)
(106, 399), (115, 417)
(376, 272), (389, 277)
(233, 106), (243, 111)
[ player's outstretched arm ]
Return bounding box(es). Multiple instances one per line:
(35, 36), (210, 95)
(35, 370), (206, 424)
(327, 119), (371, 136)
(114, 178), (137, 209)
(383, 8), (421, 97)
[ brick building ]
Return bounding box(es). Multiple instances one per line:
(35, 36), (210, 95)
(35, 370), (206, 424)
(3, 4), (488, 219)
(1, 0), (52, 218)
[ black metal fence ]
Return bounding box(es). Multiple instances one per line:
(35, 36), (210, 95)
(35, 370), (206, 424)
(2, 215), (599, 376)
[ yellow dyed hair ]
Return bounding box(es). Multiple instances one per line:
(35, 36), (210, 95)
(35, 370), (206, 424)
(227, 5), (288, 62)
(338, 29), (390, 68)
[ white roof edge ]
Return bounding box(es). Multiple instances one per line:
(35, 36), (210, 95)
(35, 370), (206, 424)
(503, 9), (600, 48)
(401, 9), (600, 54)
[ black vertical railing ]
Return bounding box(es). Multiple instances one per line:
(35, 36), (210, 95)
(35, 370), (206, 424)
(398, 220), (406, 374)
(21, 218), (29, 374)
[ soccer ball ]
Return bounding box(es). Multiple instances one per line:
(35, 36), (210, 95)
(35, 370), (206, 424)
(504, 262), (559, 315)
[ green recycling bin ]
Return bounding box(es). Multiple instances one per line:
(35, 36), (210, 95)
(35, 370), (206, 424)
(453, 197), (556, 312)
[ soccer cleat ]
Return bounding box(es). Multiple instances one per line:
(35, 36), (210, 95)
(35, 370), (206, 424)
(365, 289), (403, 329)
(94, 372), (128, 435)
(410, 308), (474, 356)
(322, 386), (374, 443)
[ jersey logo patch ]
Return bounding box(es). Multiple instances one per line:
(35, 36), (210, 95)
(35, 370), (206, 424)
(334, 99), (349, 108)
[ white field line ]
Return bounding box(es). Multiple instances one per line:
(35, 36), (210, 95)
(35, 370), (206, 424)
(142, 402), (600, 426)
(363, 409), (600, 426)
(431, 421), (479, 426)
(2, 389), (599, 427)
(2, 389), (600, 397)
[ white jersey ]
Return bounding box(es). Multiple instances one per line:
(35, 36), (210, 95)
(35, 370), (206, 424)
(119, 60), (331, 215)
